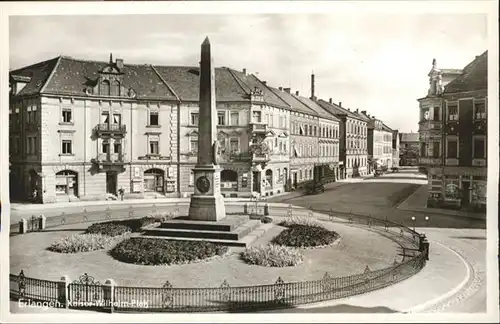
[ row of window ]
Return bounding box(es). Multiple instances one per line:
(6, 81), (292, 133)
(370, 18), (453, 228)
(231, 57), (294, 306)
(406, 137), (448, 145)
(291, 122), (339, 138)
(292, 143), (338, 158)
(420, 137), (486, 159)
(421, 101), (487, 122)
(346, 119), (367, 136)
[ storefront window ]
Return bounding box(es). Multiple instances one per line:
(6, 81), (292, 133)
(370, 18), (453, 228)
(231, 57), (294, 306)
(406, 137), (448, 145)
(471, 181), (486, 204)
(444, 179), (460, 200)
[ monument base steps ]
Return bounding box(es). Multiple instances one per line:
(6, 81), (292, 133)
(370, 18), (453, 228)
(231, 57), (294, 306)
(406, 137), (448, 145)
(141, 217), (272, 247)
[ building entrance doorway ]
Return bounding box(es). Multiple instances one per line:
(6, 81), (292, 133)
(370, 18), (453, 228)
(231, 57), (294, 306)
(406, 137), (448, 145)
(106, 172), (117, 195)
(461, 181), (471, 207)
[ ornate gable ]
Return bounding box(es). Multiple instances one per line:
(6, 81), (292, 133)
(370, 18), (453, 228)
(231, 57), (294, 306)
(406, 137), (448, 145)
(85, 53), (136, 98)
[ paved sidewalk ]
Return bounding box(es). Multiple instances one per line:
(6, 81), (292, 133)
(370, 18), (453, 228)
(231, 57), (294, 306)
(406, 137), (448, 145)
(397, 185), (485, 220)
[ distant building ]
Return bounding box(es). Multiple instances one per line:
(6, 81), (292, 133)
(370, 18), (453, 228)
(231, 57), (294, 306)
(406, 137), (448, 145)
(399, 133), (420, 166)
(361, 112), (393, 172)
(317, 100), (368, 179)
(417, 51), (487, 212)
(392, 129), (400, 168)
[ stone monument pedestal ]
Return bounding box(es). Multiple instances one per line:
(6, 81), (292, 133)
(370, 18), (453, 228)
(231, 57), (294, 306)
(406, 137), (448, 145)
(188, 165), (226, 222)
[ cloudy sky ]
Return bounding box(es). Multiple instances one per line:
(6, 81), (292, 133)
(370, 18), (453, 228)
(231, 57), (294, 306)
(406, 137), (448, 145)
(9, 13), (487, 132)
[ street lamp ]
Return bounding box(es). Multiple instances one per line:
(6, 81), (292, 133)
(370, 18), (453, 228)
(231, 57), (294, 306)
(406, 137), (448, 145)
(411, 216), (416, 231)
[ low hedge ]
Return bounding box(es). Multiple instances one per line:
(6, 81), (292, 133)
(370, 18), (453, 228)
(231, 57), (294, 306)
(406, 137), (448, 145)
(240, 244), (303, 267)
(272, 224), (338, 248)
(109, 238), (229, 265)
(86, 217), (156, 237)
(49, 233), (126, 253)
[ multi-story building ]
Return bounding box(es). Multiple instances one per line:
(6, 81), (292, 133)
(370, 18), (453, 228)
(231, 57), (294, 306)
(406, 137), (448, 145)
(269, 87), (319, 189)
(296, 95), (340, 183)
(425, 51), (487, 212)
(9, 55), (180, 203)
(9, 56), (291, 203)
(318, 99), (368, 178)
(417, 59), (462, 174)
(399, 133), (420, 166)
(392, 129), (400, 168)
(362, 113), (393, 172)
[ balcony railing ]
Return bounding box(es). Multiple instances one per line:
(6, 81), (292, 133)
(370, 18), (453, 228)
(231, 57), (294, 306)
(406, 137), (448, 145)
(249, 123), (268, 134)
(252, 153), (270, 163)
(93, 153), (125, 165)
(230, 152), (252, 162)
(94, 123), (127, 136)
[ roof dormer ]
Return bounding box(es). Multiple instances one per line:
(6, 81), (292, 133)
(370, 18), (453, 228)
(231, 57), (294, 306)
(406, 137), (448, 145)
(9, 74), (32, 95)
(85, 53), (136, 98)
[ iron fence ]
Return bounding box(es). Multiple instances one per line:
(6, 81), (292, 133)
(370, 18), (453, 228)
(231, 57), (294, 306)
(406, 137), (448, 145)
(9, 203), (428, 312)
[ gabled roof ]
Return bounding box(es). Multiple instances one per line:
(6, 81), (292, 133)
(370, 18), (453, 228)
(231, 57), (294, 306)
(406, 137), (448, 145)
(9, 57), (60, 96)
(381, 123), (393, 132)
(316, 99), (364, 122)
(353, 111), (371, 122)
(268, 87), (317, 116)
(153, 66), (249, 102)
(444, 51), (487, 93)
(296, 96), (340, 122)
(229, 70), (290, 109)
(400, 133), (419, 142)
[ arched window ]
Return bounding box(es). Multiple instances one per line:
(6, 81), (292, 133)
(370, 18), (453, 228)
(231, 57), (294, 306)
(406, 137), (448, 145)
(111, 80), (120, 96)
(265, 169), (273, 188)
(101, 80), (110, 96)
(144, 168), (165, 193)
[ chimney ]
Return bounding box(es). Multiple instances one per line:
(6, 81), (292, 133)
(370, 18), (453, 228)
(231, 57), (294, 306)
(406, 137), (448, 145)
(279, 86), (283, 91)
(361, 110), (367, 115)
(356, 109), (359, 113)
(295, 91), (300, 96)
(310, 73), (315, 99)
(243, 68), (247, 75)
(262, 81), (267, 85)
(284, 87), (291, 93)
(116, 58), (124, 70)
(339, 102), (342, 107)
(329, 98), (332, 104)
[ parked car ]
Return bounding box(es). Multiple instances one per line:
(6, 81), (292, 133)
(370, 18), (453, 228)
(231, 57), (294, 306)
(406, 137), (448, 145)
(305, 181), (325, 195)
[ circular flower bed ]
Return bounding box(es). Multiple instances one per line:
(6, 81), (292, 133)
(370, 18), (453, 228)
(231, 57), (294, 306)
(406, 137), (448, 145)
(85, 217), (156, 237)
(272, 223), (339, 248)
(109, 237), (229, 265)
(48, 233), (126, 253)
(240, 244), (303, 267)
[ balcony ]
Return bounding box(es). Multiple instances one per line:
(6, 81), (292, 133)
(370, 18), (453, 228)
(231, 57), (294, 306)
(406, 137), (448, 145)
(93, 123), (127, 137)
(229, 152), (252, 162)
(91, 153), (125, 172)
(248, 122), (268, 135)
(418, 120), (442, 132)
(252, 153), (270, 163)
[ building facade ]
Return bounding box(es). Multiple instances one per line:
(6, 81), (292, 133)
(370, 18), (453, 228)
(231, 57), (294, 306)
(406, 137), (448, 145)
(419, 52), (487, 212)
(9, 56), (292, 203)
(9, 55), (180, 203)
(318, 100), (368, 178)
(417, 59), (462, 174)
(392, 129), (400, 168)
(399, 133), (420, 166)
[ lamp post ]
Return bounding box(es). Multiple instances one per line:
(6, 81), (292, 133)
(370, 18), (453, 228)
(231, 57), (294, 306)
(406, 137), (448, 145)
(411, 216), (416, 231)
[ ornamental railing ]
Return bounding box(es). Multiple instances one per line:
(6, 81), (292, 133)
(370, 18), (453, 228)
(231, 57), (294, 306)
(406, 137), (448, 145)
(10, 203), (428, 313)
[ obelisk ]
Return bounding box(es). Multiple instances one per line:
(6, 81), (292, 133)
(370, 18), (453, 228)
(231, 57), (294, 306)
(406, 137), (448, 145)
(188, 37), (226, 221)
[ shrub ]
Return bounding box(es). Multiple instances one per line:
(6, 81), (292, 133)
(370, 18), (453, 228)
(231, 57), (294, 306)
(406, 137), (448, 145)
(85, 217), (156, 236)
(49, 234), (126, 253)
(240, 245), (303, 267)
(151, 211), (176, 223)
(272, 224), (338, 248)
(109, 238), (229, 265)
(261, 216), (273, 224)
(278, 215), (324, 228)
